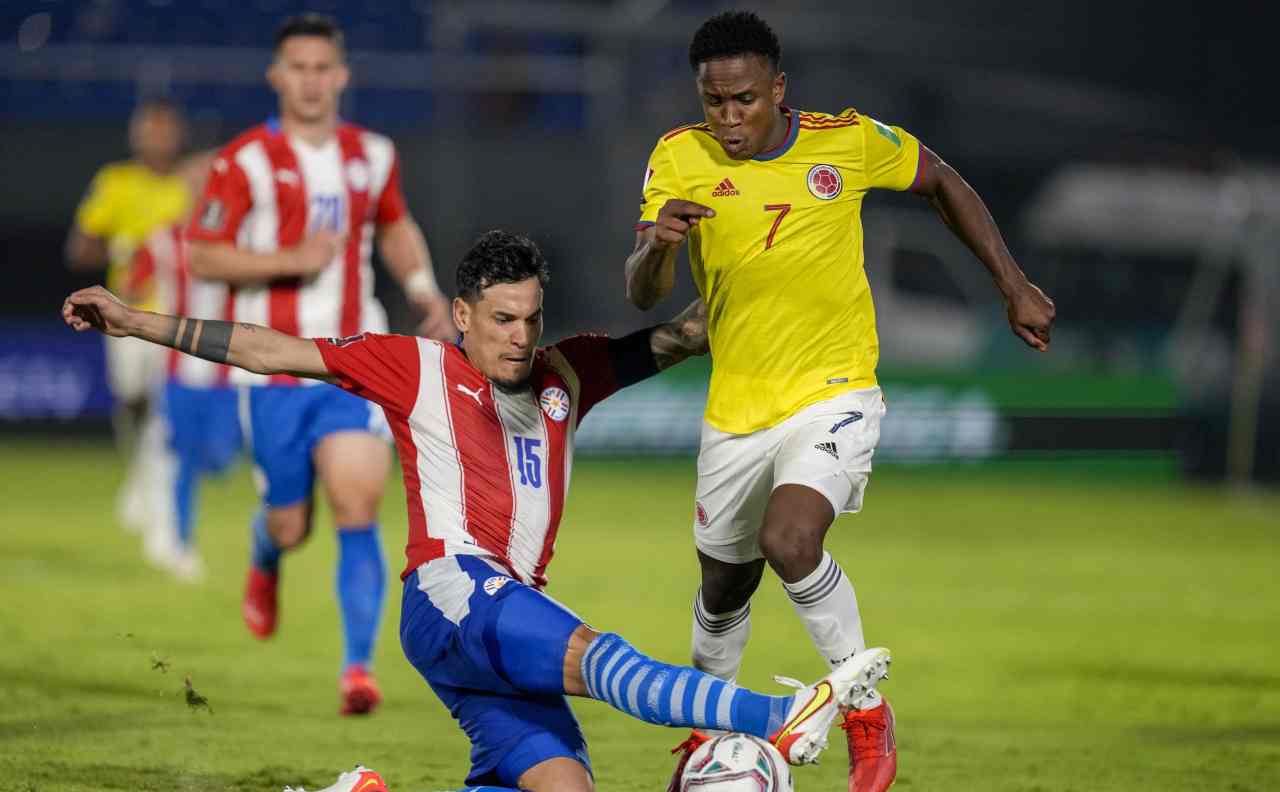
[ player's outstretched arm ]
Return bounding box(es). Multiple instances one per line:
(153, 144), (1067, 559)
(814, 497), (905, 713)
(650, 297), (709, 370)
(62, 286), (331, 380)
(910, 146), (1056, 351)
(187, 235), (339, 286)
(625, 199), (715, 310)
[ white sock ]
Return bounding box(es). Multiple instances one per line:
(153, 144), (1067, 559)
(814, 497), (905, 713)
(690, 587), (751, 683)
(782, 551), (865, 669)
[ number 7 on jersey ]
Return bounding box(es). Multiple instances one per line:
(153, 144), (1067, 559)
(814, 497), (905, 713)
(764, 203), (791, 250)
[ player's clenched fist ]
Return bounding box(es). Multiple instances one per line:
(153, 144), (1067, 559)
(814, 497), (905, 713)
(1006, 281), (1056, 352)
(63, 286), (135, 337)
(652, 199), (716, 249)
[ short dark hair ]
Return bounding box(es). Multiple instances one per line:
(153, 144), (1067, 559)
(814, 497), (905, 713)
(688, 11), (781, 72)
(456, 230), (551, 302)
(134, 96), (182, 119)
(274, 14), (345, 54)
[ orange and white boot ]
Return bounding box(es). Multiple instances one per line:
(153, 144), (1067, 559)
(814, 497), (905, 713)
(769, 647), (891, 765)
(284, 765), (388, 792)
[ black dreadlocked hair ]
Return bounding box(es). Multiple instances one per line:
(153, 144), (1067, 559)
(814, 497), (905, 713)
(456, 230), (551, 302)
(688, 11), (781, 72)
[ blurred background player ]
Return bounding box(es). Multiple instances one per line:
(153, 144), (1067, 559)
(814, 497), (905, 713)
(624, 12), (1056, 792)
(185, 14), (454, 715)
(127, 213), (241, 582)
(66, 98), (208, 541)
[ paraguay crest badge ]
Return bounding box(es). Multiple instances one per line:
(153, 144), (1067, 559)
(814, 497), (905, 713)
(540, 387), (571, 422)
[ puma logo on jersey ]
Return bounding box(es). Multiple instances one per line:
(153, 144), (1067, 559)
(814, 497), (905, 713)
(814, 441), (839, 459)
(456, 383), (484, 405)
(711, 177), (740, 197)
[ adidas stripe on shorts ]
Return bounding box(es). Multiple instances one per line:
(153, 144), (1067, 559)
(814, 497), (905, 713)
(692, 387), (886, 565)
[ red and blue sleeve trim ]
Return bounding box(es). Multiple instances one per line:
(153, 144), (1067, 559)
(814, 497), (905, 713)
(908, 144), (927, 191)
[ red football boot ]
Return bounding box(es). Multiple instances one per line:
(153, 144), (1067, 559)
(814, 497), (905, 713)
(340, 665), (382, 716)
(242, 567), (279, 639)
(841, 694), (897, 792)
(665, 729), (712, 792)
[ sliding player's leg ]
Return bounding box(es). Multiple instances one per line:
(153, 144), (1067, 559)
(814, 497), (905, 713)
(402, 554), (890, 780)
(401, 554), (593, 789)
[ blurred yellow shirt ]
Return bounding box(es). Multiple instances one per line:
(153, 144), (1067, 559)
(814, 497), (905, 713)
(638, 108), (921, 434)
(74, 161), (191, 308)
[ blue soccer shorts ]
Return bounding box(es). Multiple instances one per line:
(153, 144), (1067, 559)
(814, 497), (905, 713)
(161, 381), (242, 474)
(400, 554), (591, 787)
(245, 383), (389, 507)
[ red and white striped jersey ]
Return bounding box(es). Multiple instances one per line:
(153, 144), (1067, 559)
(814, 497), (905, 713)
(187, 118), (407, 386)
(131, 224), (232, 387)
(315, 331), (651, 589)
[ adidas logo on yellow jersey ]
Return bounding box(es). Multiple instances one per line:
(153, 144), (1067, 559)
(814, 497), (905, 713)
(710, 177), (740, 197)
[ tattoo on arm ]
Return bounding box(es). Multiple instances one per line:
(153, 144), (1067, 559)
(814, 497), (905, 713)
(650, 299), (709, 371)
(625, 237), (678, 310)
(650, 326), (703, 370)
(166, 318), (237, 363)
(650, 326), (683, 371)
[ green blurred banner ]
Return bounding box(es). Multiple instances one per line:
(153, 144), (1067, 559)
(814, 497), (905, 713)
(576, 358), (1180, 458)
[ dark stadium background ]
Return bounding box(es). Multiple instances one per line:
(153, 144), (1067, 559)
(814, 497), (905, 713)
(2, 0), (1276, 476)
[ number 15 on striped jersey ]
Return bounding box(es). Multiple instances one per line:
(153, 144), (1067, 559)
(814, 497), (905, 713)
(514, 436), (543, 489)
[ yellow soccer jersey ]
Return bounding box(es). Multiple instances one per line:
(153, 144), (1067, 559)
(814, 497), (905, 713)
(637, 107), (922, 434)
(74, 161), (191, 308)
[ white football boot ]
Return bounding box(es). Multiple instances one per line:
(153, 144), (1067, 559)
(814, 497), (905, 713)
(768, 646), (892, 765)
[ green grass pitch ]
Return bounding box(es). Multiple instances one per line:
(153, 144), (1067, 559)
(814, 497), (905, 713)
(2, 440), (1278, 791)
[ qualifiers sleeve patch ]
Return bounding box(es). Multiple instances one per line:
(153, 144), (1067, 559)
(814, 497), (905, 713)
(327, 333), (367, 348)
(872, 119), (902, 147)
(199, 199), (226, 231)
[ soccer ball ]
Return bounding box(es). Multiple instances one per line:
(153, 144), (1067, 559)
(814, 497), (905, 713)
(679, 733), (794, 791)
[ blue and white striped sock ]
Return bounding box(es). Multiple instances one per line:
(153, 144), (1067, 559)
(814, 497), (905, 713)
(580, 633), (792, 737)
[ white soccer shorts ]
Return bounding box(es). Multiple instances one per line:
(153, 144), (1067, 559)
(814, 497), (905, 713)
(104, 334), (162, 403)
(693, 386), (886, 564)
